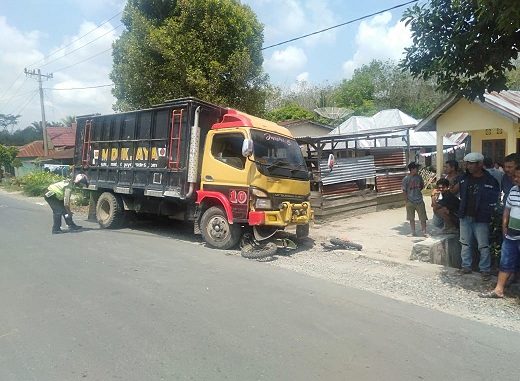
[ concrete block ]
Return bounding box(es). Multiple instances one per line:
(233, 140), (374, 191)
(410, 234), (461, 267)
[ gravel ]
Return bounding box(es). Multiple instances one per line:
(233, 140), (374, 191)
(263, 240), (520, 333)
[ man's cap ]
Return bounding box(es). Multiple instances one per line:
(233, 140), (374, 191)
(463, 152), (484, 162)
(407, 162), (419, 170)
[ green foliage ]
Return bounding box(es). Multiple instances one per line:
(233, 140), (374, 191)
(111, 0), (268, 114)
(0, 123), (43, 146)
(506, 60), (520, 90)
(19, 171), (64, 197)
(0, 144), (18, 169)
(72, 189), (90, 206)
(334, 60), (446, 118)
(266, 103), (314, 122)
(0, 114), (20, 130)
(401, 0), (520, 101)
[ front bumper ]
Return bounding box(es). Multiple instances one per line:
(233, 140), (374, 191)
(248, 202), (313, 227)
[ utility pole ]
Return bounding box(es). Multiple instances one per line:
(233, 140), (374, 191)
(24, 68), (53, 156)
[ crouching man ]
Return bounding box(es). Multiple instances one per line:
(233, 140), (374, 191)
(44, 173), (89, 234)
(431, 178), (460, 234)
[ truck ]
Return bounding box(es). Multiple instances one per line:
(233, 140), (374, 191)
(73, 97), (313, 249)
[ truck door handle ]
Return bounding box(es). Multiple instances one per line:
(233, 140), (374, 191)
(205, 175), (214, 182)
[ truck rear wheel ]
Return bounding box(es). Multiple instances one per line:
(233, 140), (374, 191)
(96, 192), (124, 229)
(200, 206), (241, 249)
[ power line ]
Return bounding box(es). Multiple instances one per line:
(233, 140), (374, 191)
(1, 78), (30, 109)
(52, 47), (113, 73)
(45, 84), (114, 91)
(40, 24), (122, 69)
(14, 90), (39, 116)
(261, 0), (419, 50)
(26, 10), (123, 69)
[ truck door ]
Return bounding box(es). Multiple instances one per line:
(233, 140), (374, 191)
(200, 131), (250, 220)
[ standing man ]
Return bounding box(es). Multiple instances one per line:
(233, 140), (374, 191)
(44, 173), (89, 234)
(402, 162), (428, 237)
(483, 157), (504, 188)
(480, 165), (520, 298)
(501, 153), (520, 202)
(457, 153), (500, 281)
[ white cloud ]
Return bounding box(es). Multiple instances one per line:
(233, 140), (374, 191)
(264, 46), (307, 73)
(0, 17), (119, 129)
(250, 0), (337, 48)
(342, 12), (411, 78)
(296, 72), (309, 82)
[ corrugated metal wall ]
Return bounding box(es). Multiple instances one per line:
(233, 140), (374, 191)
(319, 155), (375, 185)
(372, 148), (407, 194)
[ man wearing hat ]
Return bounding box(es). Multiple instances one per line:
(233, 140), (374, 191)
(44, 173), (89, 234)
(457, 152), (500, 280)
(402, 162), (428, 237)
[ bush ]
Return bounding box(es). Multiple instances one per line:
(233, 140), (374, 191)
(20, 171), (64, 197)
(72, 189), (90, 206)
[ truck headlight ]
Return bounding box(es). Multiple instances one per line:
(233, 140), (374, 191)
(251, 188), (269, 198)
(255, 198), (272, 209)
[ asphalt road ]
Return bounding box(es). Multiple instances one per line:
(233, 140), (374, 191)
(1, 191), (519, 381)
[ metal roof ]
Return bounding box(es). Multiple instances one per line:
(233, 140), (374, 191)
(329, 109), (418, 135)
(416, 91), (520, 132)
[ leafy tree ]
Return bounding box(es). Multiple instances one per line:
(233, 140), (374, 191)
(0, 114), (20, 131)
(61, 115), (76, 127)
(506, 60), (520, 90)
(334, 60), (445, 118)
(0, 122), (43, 146)
(0, 144), (18, 170)
(401, 0), (520, 100)
(111, 0), (268, 114)
(266, 103), (315, 123)
(335, 61), (385, 115)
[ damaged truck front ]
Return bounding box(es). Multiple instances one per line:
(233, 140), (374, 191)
(74, 97), (313, 249)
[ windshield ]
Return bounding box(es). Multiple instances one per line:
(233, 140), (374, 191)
(251, 130), (308, 180)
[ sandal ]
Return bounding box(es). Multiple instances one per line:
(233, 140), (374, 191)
(479, 291), (503, 298)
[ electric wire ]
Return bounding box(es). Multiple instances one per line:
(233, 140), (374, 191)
(13, 90), (39, 116)
(45, 84), (114, 91)
(26, 10), (123, 69)
(52, 47), (113, 73)
(261, 0), (419, 50)
(40, 23), (122, 69)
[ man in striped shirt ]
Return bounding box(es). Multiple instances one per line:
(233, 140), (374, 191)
(480, 166), (520, 298)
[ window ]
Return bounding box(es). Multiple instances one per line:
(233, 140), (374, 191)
(482, 139), (505, 164)
(211, 133), (246, 169)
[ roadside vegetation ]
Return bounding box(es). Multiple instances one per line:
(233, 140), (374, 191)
(0, 171), (89, 206)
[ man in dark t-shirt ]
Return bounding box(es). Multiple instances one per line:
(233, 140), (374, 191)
(431, 178), (460, 233)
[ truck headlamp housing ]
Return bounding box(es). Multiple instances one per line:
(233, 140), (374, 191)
(251, 188), (269, 198)
(255, 198), (272, 209)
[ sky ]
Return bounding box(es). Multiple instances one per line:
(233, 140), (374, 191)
(0, 0), (414, 130)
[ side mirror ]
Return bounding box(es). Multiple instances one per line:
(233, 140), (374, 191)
(242, 139), (253, 157)
(327, 154), (335, 171)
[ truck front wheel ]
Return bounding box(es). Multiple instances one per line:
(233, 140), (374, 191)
(200, 206), (241, 249)
(96, 192), (124, 229)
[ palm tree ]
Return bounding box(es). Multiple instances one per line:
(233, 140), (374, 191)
(61, 115), (76, 127)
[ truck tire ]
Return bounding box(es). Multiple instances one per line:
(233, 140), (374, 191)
(200, 206), (241, 249)
(296, 223), (310, 238)
(96, 192), (124, 229)
(240, 242), (278, 260)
